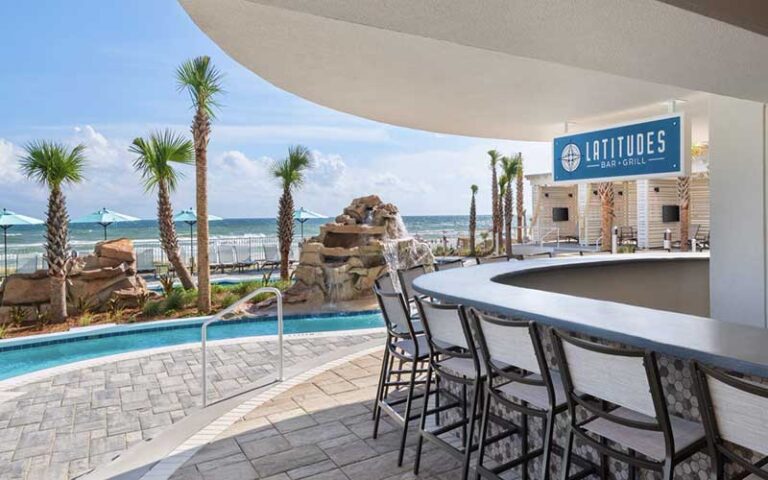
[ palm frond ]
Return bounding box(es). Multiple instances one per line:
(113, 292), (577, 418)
(130, 129), (193, 192)
(175, 56), (225, 118)
(19, 140), (87, 188)
(271, 144), (312, 191)
(487, 149), (501, 167)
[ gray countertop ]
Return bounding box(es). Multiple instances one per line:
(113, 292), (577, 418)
(413, 253), (768, 378)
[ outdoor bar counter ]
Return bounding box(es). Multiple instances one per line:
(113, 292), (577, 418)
(413, 253), (766, 479)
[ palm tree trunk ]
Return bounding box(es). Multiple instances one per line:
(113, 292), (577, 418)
(678, 176), (690, 252)
(598, 182), (614, 252)
(158, 182), (195, 289)
(504, 186), (513, 256)
(516, 167), (524, 243)
(469, 195), (477, 256)
(45, 185), (70, 322)
(491, 168), (499, 253)
(277, 187), (294, 281)
(193, 108), (212, 312)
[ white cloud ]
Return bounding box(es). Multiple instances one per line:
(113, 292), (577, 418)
(0, 139), (23, 186)
(1, 126), (553, 221)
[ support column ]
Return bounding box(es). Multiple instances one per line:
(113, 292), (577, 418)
(709, 96), (768, 327)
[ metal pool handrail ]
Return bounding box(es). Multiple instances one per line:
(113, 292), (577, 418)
(201, 287), (284, 407)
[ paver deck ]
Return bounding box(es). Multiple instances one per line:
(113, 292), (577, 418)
(0, 331), (384, 480)
(168, 352), (468, 480)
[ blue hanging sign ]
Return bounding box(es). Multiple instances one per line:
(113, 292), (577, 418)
(553, 114), (686, 183)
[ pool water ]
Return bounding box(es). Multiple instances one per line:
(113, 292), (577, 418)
(0, 312), (383, 381)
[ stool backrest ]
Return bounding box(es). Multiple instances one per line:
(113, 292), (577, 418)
(552, 330), (665, 418)
(374, 284), (415, 338)
(375, 272), (398, 295)
(694, 362), (768, 457)
(476, 255), (508, 265)
(435, 259), (464, 271)
(416, 298), (479, 383)
(473, 312), (542, 375)
(397, 265), (426, 302)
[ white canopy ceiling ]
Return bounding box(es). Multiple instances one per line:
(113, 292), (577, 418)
(179, 0), (768, 142)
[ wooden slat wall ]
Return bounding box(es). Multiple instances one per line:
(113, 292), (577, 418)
(582, 182), (637, 245)
(647, 179), (679, 248)
(690, 175), (710, 232)
(534, 186), (578, 239)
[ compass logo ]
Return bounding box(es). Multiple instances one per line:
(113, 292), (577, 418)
(561, 143), (581, 173)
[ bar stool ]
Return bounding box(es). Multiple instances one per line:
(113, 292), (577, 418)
(371, 283), (429, 466)
(472, 312), (596, 480)
(693, 361), (768, 479)
(435, 259), (465, 271)
(414, 298), (515, 480)
(397, 264), (427, 313)
(551, 329), (707, 480)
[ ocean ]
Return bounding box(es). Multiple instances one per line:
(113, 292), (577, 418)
(2, 215), (494, 253)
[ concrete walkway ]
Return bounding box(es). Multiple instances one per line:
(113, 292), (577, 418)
(0, 331), (384, 480)
(168, 352), (466, 480)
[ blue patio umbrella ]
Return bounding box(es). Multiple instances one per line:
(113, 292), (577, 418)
(0, 208), (44, 278)
(294, 207), (327, 241)
(72, 207), (141, 241)
(173, 208), (223, 270)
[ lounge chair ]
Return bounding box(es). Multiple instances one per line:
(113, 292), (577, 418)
(618, 226), (637, 245)
(262, 244), (281, 277)
(208, 245), (220, 272)
(217, 245), (237, 272)
(234, 244), (257, 272)
(16, 254), (39, 273)
(136, 249), (156, 274)
(693, 227), (709, 250)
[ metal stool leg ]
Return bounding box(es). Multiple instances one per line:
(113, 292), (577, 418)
(521, 404), (529, 480)
(372, 346), (390, 420)
(474, 387), (492, 480)
(541, 411), (556, 480)
(372, 349), (392, 439)
(462, 380), (482, 480)
(397, 359), (418, 466)
(560, 428), (574, 480)
(414, 364), (434, 475)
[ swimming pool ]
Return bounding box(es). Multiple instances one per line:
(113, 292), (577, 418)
(0, 311), (384, 381)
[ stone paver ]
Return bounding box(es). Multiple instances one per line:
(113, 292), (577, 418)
(169, 353), (467, 480)
(0, 332), (383, 480)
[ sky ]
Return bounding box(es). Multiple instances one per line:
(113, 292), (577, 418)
(0, 0), (551, 220)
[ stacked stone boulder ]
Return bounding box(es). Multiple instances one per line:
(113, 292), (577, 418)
(0, 238), (152, 320)
(278, 195), (434, 305)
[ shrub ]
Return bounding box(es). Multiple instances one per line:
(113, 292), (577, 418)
(0, 324), (8, 339)
(78, 312), (94, 327)
(218, 293), (238, 309)
(232, 280), (261, 297)
(9, 306), (27, 327)
(158, 273), (176, 296)
(211, 284), (226, 296)
(181, 288), (198, 308)
(163, 290), (185, 312)
(142, 301), (163, 317)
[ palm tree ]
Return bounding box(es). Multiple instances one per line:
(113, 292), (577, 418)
(498, 175), (507, 254)
(488, 150), (502, 253)
(500, 155), (521, 256)
(678, 176), (690, 252)
(469, 185), (478, 255)
(272, 145), (312, 281)
(176, 56), (224, 313)
(19, 141), (87, 322)
(515, 153), (524, 243)
(131, 130), (196, 289)
(598, 182), (614, 251)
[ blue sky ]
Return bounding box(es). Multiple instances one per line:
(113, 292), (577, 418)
(0, 0), (550, 219)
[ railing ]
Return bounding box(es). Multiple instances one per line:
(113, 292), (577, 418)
(200, 287), (284, 407)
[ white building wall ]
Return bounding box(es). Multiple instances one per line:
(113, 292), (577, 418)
(709, 96), (768, 328)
